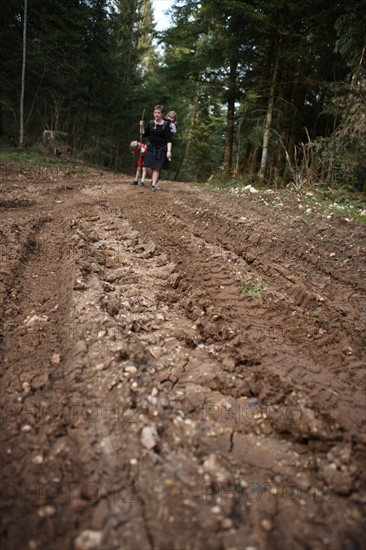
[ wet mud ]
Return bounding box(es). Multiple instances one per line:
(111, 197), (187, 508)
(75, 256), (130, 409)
(0, 162), (365, 549)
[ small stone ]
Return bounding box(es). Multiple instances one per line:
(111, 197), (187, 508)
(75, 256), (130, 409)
(130, 458), (138, 465)
(211, 506), (221, 514)
(124, 366), (137, 374)
(150, 346), (167, 358)
(51, 354), (61, 364)
(37, 505), (56, 518)
(74, 280), (88, 291)
(141, 425), (158, 449)
(74, 530), (103, 550)
(32, 455), (43, 464)
(222, 518), (233, 529)
(22, 382), (31, 395)
(21, 424), (32, 432)
(24, 314), (48, 327)
(261, 519), (273, 532)
(329, 252), (336, 258)
(203, 454), (220, 472)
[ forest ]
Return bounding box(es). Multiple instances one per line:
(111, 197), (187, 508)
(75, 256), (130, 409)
(1, 0), (366, 188)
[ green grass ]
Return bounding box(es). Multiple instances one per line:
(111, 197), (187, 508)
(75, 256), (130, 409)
(299, 214), (312, 223)
(356, 338), (366, 359)
(240, 280), (264, 300)
(200, 174), (366, 222)
(311, 306), (322, 317)
(0, 148), (87, 172)
(202, 173), (265, 193)
(316, 186), (366, 222)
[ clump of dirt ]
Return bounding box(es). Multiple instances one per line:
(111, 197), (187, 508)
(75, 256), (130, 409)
(1, 161), (365, 550)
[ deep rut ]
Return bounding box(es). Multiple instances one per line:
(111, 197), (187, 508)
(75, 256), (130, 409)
(0, 167), (365, 550)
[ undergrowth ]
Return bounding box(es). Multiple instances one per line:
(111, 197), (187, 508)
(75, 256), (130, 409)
(0, 148), (87, 172)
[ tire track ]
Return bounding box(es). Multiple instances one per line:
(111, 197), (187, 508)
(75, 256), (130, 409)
(1, 167), (365, 550)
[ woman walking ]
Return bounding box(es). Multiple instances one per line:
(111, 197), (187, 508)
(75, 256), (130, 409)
(139, 105), (172, 191)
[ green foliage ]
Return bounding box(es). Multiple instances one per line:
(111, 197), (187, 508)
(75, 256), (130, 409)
(240, 280), (264, 300)
(317, 186), (366, 220)
(314, 62), (366, 191)
(356, 338), (366, 359)
(0, 147), (86, 172)
(0, 0), (152, 170)
(1, 0), (364, 184)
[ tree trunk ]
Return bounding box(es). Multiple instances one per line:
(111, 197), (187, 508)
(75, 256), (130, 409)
(174, 84), (201, 181)
(19, 0), (28, 148)
(223, 57), (238, 177)
(258, 54), (279, 180)
(0, 101), (3, 137)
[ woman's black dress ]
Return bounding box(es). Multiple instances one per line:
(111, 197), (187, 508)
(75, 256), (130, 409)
(143, 120), (172, 170)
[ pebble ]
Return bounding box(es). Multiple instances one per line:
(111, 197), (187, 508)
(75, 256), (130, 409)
(211, 506), (221, 514)
(74, 530), (103, 550)
(22, 382), (31, 395)
(37, 505), (56, 518)
(141, 425), (158, 449)
(21, 425), (32, 432)
(124, 366), (137, 374)
(51, 353), (61, 365)
(203, 454), (220, 472)
(261, 518), (273, 532)
(74, 281), (88, 290)
(150, 346), (167, 358)
(222, 518), (233, 529)
(32, 455), (43, 464)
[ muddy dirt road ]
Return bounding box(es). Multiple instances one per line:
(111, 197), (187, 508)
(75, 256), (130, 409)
(1, 162), (365, 550)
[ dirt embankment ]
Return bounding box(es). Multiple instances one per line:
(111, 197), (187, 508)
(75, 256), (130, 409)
(0, 162), (365, 550)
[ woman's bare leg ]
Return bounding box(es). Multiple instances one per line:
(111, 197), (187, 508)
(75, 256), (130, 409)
(151, 169), (159, 189)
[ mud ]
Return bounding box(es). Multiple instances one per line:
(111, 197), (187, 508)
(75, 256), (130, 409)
(0, 161), (365, 550)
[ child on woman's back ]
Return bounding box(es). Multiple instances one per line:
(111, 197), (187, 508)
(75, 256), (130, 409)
(166, 111), (177, 136)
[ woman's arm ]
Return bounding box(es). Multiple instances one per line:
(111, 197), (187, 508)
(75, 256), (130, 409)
(164, 124), (172, 159)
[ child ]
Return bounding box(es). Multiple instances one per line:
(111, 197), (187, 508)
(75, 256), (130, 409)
(130, 140), (147, 186)
(166, 111), (177, 136)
